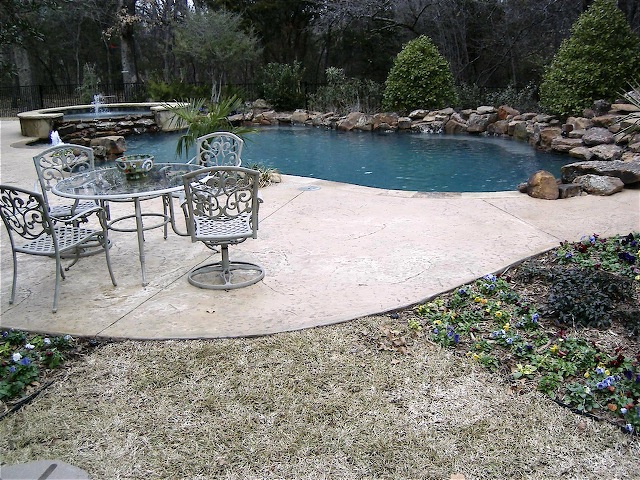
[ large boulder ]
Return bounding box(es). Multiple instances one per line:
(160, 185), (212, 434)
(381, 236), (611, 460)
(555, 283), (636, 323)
(486, 119), (510, 135)
(582, 127), (614, 146)
(467, 113), (496, 133)
(291, 109), (310, 124)
(354, 114), (374, 131)
(568, 147), (595, 161)
(538, 127), (562, 150)
(90, 135), (125, 155)
(588, 144), (623, 161)
(573, 174), (624, 195)
(527, 170), (559, 200)
(509, 121), (529, 140)
(566, 116), (593, 130)
(373, 112), (399, 129)
(610, 103), (640, 113)
(444, 118), (467, 134)
(397, 117), (413, 130)
(550, 137), (583, 153)
(476, 105), (496, 115)
(253, 110), (278, 125)
(337, 112), (365, 131)
(497, 105), (520, 120)
(561, 160), (640, 185)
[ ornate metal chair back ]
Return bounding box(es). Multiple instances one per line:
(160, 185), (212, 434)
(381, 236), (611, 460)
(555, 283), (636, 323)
(182, 166), (259, 244)
(0, 185), (53, 246)
(196, 132), (244, 167)
(33, 144), (97, 219)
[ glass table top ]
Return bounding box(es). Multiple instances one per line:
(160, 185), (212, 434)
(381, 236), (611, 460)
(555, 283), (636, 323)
(53, 163), (203, 200)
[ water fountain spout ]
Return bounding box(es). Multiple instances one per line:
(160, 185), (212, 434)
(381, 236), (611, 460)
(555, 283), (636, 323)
(92, 94), (104, 115)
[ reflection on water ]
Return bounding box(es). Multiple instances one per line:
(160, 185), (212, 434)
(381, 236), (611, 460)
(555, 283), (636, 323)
(123, 126), (571, 192)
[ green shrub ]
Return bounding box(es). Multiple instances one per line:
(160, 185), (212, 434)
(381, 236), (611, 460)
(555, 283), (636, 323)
(77, 63), (101, 104)
(381, 35), (457, 114)
(547, 268), (637, 329)
(309, 67), (383, 114)
(456, 82), (539, 112)
(147, 80), (210, 102)
(539, 0), (640, 117)
(258, 62), (305, 111)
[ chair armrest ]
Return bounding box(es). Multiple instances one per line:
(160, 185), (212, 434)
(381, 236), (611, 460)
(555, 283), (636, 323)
(49, 205), (105, 224)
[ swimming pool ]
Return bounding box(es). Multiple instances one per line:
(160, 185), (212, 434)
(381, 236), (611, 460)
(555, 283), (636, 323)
(124, 126), (570, 192)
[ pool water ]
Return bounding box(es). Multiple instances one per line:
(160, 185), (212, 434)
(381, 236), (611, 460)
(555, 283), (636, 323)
(124, 125), (570, 192)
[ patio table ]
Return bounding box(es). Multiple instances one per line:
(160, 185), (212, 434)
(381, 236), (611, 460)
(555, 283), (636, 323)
(52, 162), (203, 286)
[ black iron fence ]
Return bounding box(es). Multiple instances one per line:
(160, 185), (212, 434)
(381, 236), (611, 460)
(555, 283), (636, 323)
(0, 82), (330, 118)
(0, 83), (150, 118)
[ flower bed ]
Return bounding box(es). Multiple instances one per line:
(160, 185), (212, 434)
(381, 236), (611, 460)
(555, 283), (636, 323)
(387, 232), (640, 434)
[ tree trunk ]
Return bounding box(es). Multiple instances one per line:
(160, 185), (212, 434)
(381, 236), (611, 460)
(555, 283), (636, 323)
(13, 45), (34, 86)
(118, 0), (138, 83)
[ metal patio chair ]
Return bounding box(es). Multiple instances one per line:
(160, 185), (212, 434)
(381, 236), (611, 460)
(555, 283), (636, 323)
(0, 185), (117, 313)
(181, 166), (264, 289)
(171, 132), (245, 235)
(33, 144), (100, 220)
(191, 132), (244, 167)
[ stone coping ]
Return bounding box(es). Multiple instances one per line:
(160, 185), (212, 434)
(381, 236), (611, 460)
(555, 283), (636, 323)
(17, 102), (185, 139)
(17, 101), (183, 118)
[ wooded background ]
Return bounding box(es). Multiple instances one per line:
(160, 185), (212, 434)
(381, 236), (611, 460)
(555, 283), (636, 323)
(1, 1), (639, 96)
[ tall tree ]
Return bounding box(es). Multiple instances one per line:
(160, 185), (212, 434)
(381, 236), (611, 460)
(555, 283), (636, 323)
(174, 9), (261, 94)
(117, 0), (140, 83)
(0, 0), (59, 86)
(213, 0), (320, 67)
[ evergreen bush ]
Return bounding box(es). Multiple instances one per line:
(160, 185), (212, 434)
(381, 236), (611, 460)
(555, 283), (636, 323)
(77, 64), (101, 104)
(539, 0), (640, 117)
(381, 35), (457, 114)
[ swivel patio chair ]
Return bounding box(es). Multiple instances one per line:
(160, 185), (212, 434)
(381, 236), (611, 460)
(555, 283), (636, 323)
(0, 185), (117, 313)
(171, 132), (245, 235)
(181, 166), (264, 289)
(33, 144), (99, 220)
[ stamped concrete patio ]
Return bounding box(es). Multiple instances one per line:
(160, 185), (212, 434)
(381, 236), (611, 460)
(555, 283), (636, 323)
(1, 119), (639, 340)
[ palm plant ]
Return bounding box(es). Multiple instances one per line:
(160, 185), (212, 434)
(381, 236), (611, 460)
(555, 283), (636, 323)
(619, 81), (640, 136)
(166, 95), (254, 160)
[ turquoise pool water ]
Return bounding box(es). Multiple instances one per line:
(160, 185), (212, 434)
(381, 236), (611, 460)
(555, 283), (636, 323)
(124, 125), (570, 192)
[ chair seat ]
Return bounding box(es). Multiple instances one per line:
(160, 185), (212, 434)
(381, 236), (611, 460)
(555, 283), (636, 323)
(15, 225), (99, 256)
(193, 213), (252, 239)
(48, 200), (97, 219)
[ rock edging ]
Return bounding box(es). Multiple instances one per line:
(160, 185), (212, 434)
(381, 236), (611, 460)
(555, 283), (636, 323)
(234, 101), (640, 199)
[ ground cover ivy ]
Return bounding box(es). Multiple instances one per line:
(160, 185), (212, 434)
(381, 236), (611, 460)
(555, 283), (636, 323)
(407, 232), (640, 435)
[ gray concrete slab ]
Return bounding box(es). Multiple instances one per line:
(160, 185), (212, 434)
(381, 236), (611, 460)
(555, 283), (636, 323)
(0, 459), (89, 479)
(1, 119), (639, 339)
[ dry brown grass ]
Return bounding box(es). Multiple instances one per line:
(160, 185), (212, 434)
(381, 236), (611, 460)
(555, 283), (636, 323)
(1, 315), (638, 479)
